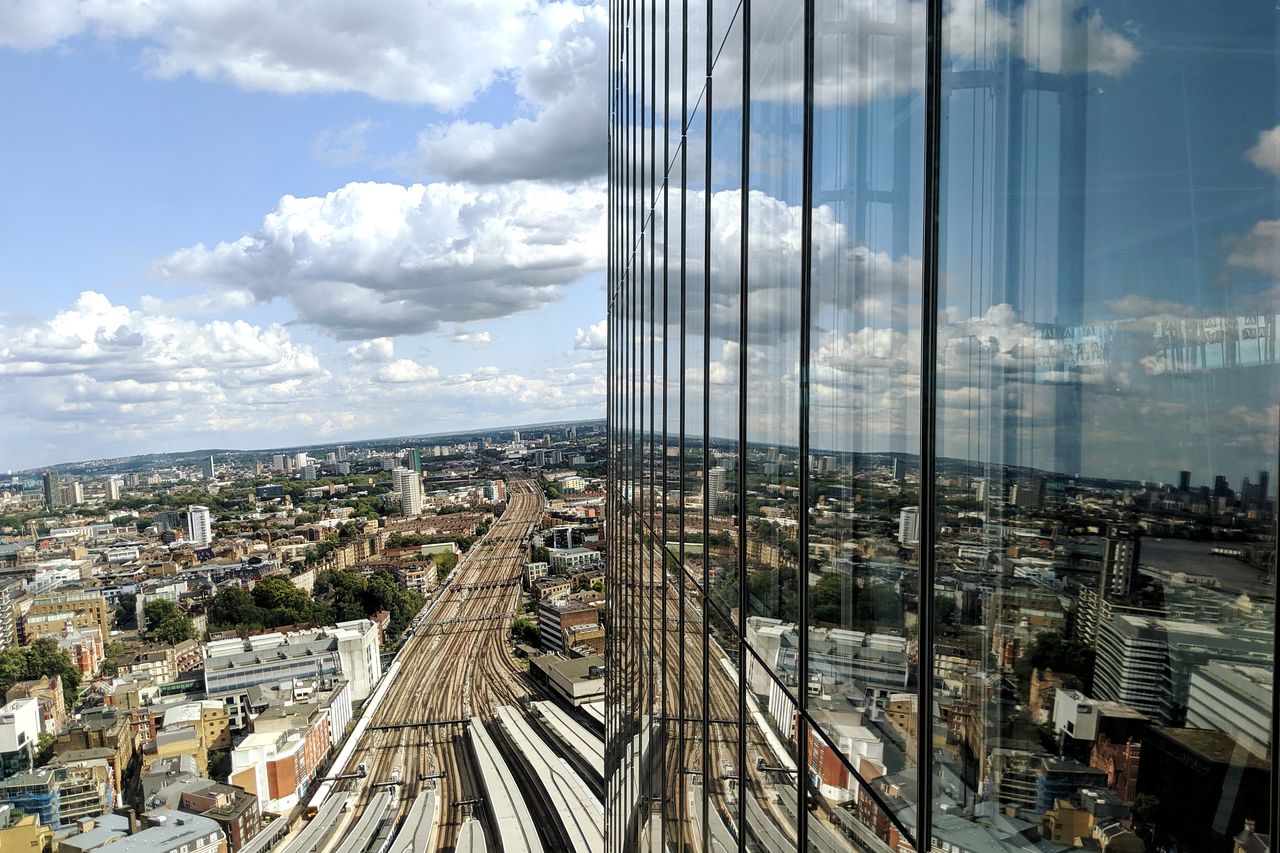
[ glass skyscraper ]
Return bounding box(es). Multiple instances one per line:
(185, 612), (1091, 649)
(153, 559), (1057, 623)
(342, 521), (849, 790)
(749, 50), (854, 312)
(607, 1), (1279, 852)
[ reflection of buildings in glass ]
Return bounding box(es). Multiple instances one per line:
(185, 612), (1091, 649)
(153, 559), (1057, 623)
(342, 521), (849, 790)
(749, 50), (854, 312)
(606, 0), (1278, 850)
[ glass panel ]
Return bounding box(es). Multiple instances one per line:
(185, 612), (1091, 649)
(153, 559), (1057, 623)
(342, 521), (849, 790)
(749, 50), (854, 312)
(805, 0), (925, 848)
(704, 8), (744, 845)
(933, 1), (1278, 851)
(680, 61), (710, 850)
(742, 0), (807, 849)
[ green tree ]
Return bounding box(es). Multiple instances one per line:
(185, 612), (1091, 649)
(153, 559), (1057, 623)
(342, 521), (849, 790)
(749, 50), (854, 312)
(154, 615), (195, 645)
(1014, 631), (1096, 698)
(252, 576), (311, 614)
(114, 594), (137, 630)
(511, 615), (539, 645)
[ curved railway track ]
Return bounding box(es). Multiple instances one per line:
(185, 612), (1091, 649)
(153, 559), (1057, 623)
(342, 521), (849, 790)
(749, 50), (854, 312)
(320, 474), (557, 852)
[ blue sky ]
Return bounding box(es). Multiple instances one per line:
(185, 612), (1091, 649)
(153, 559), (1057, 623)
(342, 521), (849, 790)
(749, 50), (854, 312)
(0, 1), (608, 470)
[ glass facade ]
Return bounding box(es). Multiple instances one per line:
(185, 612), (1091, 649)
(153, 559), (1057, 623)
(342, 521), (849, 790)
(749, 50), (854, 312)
(608, 1), (1279, 851)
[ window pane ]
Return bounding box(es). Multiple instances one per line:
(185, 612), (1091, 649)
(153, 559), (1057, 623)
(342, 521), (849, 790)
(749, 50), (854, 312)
(932, 2), (1278, 851)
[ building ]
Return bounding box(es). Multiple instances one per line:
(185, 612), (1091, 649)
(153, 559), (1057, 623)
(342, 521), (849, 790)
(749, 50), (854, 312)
(186, 506), (213, 547)
(1100, 526), (1140, 601)
(42, 473), (61, 510)
(179, 782), (260, 852)
(202, 620), (381, 704)
(532, 654), (604, 707)
(0, 700), (39, 781)
(547, 547), (603, 573)
(93, 808), (225, 853)
(538, 599), (603, 655)
(105, 478), (122, 501)
(1186, 662), (1272, 759)
(202, 456), (216, 480)
(23, 590), (109, 644)
(227, 700), (332, 815)
(392, 467), (423, 517)
(898, 507), (919, 546)
(1093, 612), (1272, 725)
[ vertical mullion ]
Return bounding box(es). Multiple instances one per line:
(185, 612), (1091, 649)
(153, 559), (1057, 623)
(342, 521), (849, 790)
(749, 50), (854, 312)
(917, 0), (945, 846)
(735, 2), (750, 851)
(700, 0), (713, 843)
(797, 0), (815, 848)
(677, 0), (690, 845)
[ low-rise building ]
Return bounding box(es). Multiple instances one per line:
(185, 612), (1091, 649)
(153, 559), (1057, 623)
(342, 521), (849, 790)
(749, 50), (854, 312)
(203, 620), (380, 703)
(94, 808), (225, 853)
(227, 700), (332, 815)
(547, 547), (602, 573)
(532, 654), (605, 707)
(179, 782), (261, 852)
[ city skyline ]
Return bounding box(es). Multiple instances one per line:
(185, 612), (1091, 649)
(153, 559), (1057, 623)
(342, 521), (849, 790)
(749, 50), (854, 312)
(0, 1), (610, 470)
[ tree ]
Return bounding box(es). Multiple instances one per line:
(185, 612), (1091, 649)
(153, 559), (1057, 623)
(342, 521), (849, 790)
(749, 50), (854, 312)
(511, 616), (539, 645)
(154, 614), (195, 645)
(1014, 632), (1095, 698)
(209, 587), (262, 630)
(252, 576), (311, 614)
(114, 594), (138, 630)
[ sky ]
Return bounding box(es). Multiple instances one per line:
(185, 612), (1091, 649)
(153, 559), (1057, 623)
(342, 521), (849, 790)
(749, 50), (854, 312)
(0, 0), (609, 471)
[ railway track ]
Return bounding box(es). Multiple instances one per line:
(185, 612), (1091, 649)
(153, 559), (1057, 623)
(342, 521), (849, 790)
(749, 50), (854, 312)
(316, 474), (557, 852)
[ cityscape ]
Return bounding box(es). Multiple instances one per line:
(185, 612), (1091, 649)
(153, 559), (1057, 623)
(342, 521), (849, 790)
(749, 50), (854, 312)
(0, 1), (1278, 853)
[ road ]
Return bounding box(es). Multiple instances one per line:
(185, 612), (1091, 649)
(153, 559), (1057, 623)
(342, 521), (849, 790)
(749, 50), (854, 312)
(322, 473), (551, 851)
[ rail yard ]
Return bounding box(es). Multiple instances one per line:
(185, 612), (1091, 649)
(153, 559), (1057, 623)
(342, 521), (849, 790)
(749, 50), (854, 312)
(285, 473), (604, 853)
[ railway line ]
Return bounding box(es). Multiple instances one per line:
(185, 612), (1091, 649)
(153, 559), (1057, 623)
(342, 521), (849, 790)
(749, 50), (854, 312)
(302, 473), (583, 853)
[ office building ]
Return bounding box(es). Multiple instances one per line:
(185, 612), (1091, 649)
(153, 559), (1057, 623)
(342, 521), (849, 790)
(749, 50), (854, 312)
(201, 455), (215, 480)
(186, 505), (212, 547)
(294, 452), (308, 470)
(1100, 526), (1140, 601)
(271, 454), (285, 472)
(606, 1), (1280, 850)
(41, 472), (61, 509)
(202, 620), (381, 703)
(391, 467), (423, 516)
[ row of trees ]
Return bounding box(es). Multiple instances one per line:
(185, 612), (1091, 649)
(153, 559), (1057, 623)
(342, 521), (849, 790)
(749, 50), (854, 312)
(207, 572), (426, 640)
(0, 639), (82, 707)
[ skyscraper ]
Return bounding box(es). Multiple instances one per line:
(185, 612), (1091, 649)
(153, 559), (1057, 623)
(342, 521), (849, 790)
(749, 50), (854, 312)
(42, 471), (61, 509)
(202, 455), (215, 479)
(607, 1), (1278, 850)
(186, 505), (212, 546)
(392, 467), (423, 517)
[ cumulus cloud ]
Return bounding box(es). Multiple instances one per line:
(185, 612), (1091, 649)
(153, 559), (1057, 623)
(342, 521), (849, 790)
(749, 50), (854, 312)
(375, 358), (440, 383)
(1226, 220), (1280, 277)
(452, 330), (492, 348)
(0, 0), (589, 111)
(156, 179), (606, 339)
(0, 291), (322, 382)
(413, 3), (606, 182)
(574, 319), (607, 351)
(346, 338), (396, 363)
(1246, 126), (1280, 176)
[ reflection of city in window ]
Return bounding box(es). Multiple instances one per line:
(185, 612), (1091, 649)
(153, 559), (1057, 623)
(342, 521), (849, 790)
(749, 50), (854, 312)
(607, 1), (1278, 852)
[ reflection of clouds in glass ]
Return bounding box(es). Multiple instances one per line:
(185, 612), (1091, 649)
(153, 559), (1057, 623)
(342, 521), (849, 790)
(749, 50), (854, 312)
(1246, 126), (1280, 176)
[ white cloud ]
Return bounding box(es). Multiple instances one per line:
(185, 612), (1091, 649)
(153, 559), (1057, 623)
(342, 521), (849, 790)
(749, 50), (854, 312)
(0, 1), (591, 110)
(346, 337), (396, 363)
(1226, 220), (1280, 276)
(573, 319), (607, 351)
(413, 3), (606, 182)
(375, 358), (439, 383)
(0, 291), (322, 382)
(1247, 126), (1280, 176)
(452, 330), (492, 348)
(155, 179), (606, 339)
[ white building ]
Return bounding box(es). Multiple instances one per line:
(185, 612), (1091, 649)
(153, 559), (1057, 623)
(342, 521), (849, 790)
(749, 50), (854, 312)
(0, 698), (40, 756)
(105, 478), (121, 501)
(294, 452), (309, 469)
(186, 505), (212, 546)
(392, 467), (424, 516)
(707, 466), (727, 514)
(898, 507), (919, 546)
